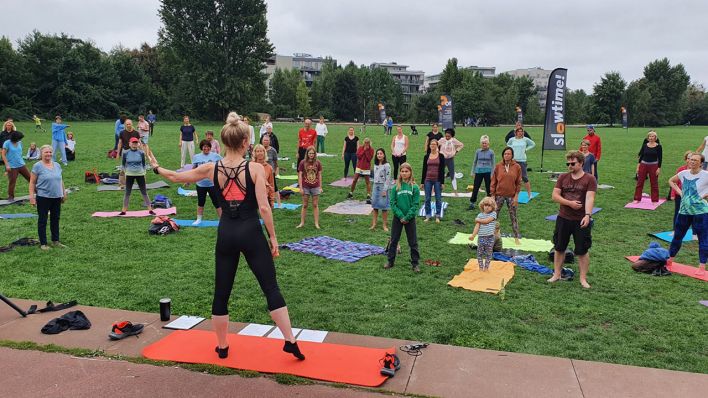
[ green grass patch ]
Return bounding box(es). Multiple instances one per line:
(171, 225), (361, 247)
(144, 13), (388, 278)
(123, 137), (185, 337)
(1, 121), (707, 374)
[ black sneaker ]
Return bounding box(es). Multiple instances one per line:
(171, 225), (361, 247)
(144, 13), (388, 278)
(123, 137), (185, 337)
(347, 192), (353, 199)
(468, 203), (476, 210)
(366, 195), (371, 204)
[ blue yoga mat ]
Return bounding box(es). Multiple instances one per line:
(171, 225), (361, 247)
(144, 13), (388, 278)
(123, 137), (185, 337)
(545, 207), (602, 221)
(174, 219), (220, 227)
(517, 191), (539, 204)
(274, 202), (301, 210)
(650, 229), (696, 243)
(0, 213), (36, 219)
(177, 187), (197, 196)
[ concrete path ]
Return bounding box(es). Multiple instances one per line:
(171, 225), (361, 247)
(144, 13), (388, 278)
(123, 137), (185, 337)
(1, 298), (706, 397)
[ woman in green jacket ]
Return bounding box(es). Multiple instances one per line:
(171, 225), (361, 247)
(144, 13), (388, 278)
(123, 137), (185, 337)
(385, 162), (421, 272)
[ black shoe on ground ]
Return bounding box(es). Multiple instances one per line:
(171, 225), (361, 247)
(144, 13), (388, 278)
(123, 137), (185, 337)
(468, 203), (476, 210)
(347, 192), (353, 199)
(283, 341), (305, 360)
(366, 195), (371, 204)
(215, 345), (229, 359)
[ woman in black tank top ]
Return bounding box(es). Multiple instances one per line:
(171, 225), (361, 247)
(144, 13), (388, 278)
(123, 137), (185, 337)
(149, 112), (304, 360)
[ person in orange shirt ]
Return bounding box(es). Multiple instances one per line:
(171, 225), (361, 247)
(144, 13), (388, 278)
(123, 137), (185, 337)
(582, 125), (602, 180)
(296, 119), (317, 166)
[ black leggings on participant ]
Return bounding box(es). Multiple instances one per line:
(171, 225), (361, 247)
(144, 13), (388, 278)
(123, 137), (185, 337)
(197, 185), (220, 208)
(212, 216), (286, 315)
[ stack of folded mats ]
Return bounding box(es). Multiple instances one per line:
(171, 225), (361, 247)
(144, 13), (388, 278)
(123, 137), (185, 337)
(281, 236), (385, 263)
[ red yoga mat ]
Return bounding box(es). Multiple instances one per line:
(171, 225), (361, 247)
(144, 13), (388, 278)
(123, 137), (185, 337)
(625, 256), (708, 281)
(142, 329), (393, 387)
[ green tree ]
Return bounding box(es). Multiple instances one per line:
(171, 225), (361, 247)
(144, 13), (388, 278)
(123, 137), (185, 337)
(409, 92), (438, 124)
(159, 0), (273, 119)
(437, 58), (462, 96)
(295, 79), (311, 118)
(625, 79), (652, 127)
(524, 94), (544, 125)
(0, 36), (30, 118)
(332, 63), (360, 121)
(566, 89), (591, 125)
(309, 58), (337, 118)
(269, 68), (301, 117)
(682, 83), (707, 125)
(592, 72), (626, 126)
(642, 58), (690, 125)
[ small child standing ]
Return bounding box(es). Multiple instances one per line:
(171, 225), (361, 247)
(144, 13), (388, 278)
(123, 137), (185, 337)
(385, 162), (420, 272)
(371, 148), (392, 231)
(119, 137), (155, 216)
(469, 196), (497, 271)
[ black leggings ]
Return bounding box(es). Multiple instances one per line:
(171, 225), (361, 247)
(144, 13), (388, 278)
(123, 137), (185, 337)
(392, 155), (406, 179)
(123, 175), (150, 209)
(212, 216), (285, 315)
(343, 152), (357, 178)
(470, 172), (491, 204)
(197, 185), (220, 208)
(37, 196), (61, 245)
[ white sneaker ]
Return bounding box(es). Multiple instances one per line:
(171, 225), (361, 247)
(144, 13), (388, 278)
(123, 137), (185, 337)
(192, 220), (202, 226)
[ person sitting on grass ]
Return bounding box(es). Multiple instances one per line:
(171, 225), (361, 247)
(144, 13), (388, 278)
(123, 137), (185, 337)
(252, 144), (276, 208)
(191, 139), (223, 225)
(25, 142), (40, 160)
(119, 137), (155, 216)
(348, 137), (374, 203)
(65, 132), (76, 161)
(297, 146), (322, 229)
(469, 196), (497, 272)
(385, 162), (421, 272)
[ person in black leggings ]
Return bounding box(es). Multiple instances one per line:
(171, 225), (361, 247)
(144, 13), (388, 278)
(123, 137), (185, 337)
(150, 112), (304, 360)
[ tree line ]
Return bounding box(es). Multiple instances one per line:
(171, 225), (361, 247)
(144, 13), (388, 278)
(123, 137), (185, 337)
(0, 0), (706, 126)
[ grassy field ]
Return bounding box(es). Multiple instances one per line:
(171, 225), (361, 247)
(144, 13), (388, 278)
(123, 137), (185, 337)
(1, 120), (706, 374)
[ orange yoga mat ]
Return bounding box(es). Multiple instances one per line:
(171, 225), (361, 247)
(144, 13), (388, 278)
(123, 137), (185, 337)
(142, 329), (393, 387)
(625, 256), (708, 282)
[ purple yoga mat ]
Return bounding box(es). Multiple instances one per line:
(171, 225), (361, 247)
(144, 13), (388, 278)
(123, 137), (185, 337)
(700, 300), (708, 307)
(329, 177), (353, 188)
(624, 195), (666, 210)
(92, 207), (177, 218)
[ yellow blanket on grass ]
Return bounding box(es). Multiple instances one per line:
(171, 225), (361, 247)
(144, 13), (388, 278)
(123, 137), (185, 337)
(447, 259), (515, 294)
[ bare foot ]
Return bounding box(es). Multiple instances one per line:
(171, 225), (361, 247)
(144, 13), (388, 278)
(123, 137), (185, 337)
(580, 280), (591, 289)
(369, 225), (376, 230)
(424, 217), (430, 222)
(633, 200), (640, 204)
(547, 275), (561, 283)
(295, 223), (304, 229)
(315, 224), (321, 229)
(435, 218), (441, 223)
(383, 226), (389, 232)
(515, 238), (521, 246)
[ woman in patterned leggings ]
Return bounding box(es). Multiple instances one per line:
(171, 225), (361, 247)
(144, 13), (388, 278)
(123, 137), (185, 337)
(490, 147), (522, 245)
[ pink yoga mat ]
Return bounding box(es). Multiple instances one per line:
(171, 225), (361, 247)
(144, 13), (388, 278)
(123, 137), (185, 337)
(92, 207), (177, 218)
(329, 177), (353, 188)
(625, 256), (708, 281)
(624, 194), (666, 210)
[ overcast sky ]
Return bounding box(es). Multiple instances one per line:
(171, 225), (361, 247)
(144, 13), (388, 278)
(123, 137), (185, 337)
(3, 0), (707, 92)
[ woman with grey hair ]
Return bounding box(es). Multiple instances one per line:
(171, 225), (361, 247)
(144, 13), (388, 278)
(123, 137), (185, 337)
(469, 135), (495, 210)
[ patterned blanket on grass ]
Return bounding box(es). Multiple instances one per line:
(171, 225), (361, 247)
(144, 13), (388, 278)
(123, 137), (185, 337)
(281, 236), (385, 263)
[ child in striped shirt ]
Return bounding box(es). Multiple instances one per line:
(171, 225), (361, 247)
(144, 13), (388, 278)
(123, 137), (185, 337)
(469, 196), (497, 271)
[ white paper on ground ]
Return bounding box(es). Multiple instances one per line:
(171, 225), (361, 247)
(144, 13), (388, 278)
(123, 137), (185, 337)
(296, 329), (329, 343)
(238, 323), (274, 336)
(163, 315), (205, 330)
(267, 327), (302, 340)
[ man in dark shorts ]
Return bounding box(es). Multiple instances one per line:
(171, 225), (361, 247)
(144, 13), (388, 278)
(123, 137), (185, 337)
(549, 150), (597, 288)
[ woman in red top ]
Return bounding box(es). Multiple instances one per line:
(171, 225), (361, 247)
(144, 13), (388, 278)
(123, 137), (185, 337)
(348, 137), (375, 204)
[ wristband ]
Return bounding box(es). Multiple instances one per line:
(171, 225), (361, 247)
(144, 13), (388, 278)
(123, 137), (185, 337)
(153, 166), (160, 175)
(585, 213), (591, 216)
